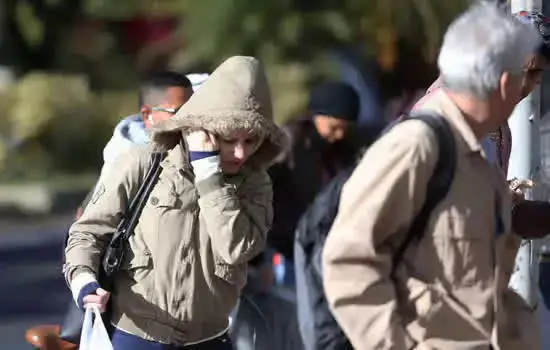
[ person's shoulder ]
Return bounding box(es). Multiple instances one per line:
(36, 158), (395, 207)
(123, 142), (159, 162)
(380, 118), (439, 151)
(282, 116), (312, 137)
(103, 114), (148, 164)
(108, 142), (159, 175)
(110, 114), (143, 136)
(114, 114), (148, 142)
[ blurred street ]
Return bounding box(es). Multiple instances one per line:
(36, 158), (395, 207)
(0, 215), (73, 349)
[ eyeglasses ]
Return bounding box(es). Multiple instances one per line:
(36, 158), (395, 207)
(151, 106), (182, 114)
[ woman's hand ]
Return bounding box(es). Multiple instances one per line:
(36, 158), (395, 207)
(186, 130), (222, 180)
(185, 130), (219, 152)
(508, 178), (535, 204)
(82, 288), (110, 313)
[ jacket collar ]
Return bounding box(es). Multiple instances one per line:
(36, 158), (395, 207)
(418, 90), (483, 155)
(160, 141), (192, 173)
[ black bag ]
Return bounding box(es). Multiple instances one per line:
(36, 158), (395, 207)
(59, 152), (164, 344)
(294, 111), (456, 350)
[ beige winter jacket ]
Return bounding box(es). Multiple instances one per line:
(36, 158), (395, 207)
(64, 56), (287, 346)
(322, 90), (536, 350)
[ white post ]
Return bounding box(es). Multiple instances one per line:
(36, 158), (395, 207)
(507, 0), (545, 345)
(508, 92), (542, 309)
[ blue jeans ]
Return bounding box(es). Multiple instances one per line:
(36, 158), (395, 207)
(540, 259), (550, 309)
(283, 260), (296, 288)
(111, 328), (233, 350)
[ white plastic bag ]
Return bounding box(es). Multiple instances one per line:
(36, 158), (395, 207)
(79, 306), (114, 350)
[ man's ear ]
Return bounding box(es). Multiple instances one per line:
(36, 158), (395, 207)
(184, 87), (194, 102)
(140, 105), (151, 122)
(525, 55), (537, 70)
(499, 71), (511, 101)
(140, 105), (152, 126)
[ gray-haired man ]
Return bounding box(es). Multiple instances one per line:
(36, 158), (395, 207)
(322, 2), (542, 349)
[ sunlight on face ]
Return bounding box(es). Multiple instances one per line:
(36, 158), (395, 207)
(313, 115), (349, 143)
(141, 86), (193, 128)
(219, 129), (262, 173)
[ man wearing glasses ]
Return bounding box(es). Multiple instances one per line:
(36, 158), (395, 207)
(102, 71), (204, 169)
(140, 72), (211, 128)
(83, 71), (209, 216)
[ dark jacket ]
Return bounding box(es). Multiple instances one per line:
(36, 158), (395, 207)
(268, 117), (380, 259)
(294, 167), (354, 350)
(229, 265), (304, 350)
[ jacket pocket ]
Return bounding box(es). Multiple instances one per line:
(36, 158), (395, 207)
(407, 284), (490, 346)
(120, 252), (153, 282)
(213, 259), (247, 289)
(431, 211), (492, 287)
(124, 253), (152, 270)
(117, 251), (155, 303)
(149, 189), (178, 208)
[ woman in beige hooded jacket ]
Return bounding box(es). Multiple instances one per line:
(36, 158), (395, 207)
(63, 56), (287, 350)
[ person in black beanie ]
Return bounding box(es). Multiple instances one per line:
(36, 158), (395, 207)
(267, 81), (378, 279)
(307, 81), (360, 143)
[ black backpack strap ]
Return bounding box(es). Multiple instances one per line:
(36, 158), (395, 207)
(102, 152), (165, 277)
(390, 111), (457, 278)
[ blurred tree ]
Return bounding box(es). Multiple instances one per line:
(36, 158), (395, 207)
(0, 0), (187, 76)
(183, 0), (469, 70)
(180, 0), (470, 123)
(0, 0), (85, 74)
(0, 0), (191, 180)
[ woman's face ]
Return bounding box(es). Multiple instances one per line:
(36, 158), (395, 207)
(219, 129), (262, 173)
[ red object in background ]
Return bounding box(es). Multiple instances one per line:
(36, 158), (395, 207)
(123, 16), (179, 53)
(273, 253), (282, 267)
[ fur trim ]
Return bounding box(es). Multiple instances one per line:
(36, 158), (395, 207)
(151, 110), (288, 168)
(150, 56), (288, 168)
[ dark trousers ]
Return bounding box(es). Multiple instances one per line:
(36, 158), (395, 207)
(111, 328), (233, 350)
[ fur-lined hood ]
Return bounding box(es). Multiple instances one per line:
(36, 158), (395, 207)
(151, 56), (288, 169)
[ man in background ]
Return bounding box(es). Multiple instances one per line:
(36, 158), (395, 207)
(76, 71), (208, 217)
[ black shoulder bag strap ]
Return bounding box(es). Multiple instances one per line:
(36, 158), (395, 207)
(60, 151), (165, 345)
(103, 151), (165, 278)
(389, 112), (457, 278)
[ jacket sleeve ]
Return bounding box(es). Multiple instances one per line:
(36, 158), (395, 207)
(322, 120), (438, 350)
(512, 200), (550, 238)
(63, 146), (149, 286)
(196, 170), (273, 265)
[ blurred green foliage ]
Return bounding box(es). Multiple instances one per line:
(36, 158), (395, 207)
(0, 74), (136, 182)
(0, 0), (471, 183)
(84, 0), (189, 18)
(0, 0), (140, 181)
(178, 0), (470, 124)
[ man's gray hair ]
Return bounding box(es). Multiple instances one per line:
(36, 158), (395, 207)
(438, 1), (541, 98)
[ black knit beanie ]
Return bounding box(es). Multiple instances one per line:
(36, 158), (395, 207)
(308, 81), (360, 122)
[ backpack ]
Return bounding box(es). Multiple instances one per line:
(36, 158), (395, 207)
(294, 111), (457, 350)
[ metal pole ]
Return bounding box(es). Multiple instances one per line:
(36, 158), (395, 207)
(507, 0), (544, 346)
(507, 92), (542, 309)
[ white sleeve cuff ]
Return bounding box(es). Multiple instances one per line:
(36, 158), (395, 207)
(70, 272), (98, 306)
(191, 155), (222, 181)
